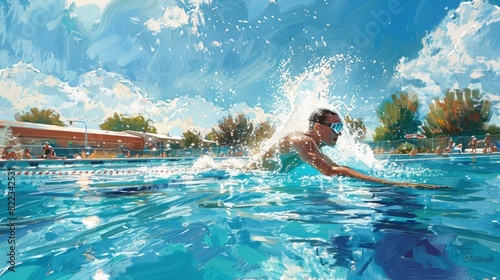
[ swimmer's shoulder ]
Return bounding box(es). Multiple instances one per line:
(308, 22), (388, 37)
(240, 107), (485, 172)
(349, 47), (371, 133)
(281, 132), (313, 144)
(281, 132), (316, 151)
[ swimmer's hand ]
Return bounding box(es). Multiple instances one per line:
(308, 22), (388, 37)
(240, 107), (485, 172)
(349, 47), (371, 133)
(389, 182), (450, 189)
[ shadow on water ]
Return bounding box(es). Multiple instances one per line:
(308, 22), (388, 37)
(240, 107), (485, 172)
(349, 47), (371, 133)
(280, 176), (498, 279)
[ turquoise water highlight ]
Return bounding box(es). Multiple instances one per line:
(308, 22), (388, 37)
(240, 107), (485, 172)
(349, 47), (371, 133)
(1, 155), (499, 279)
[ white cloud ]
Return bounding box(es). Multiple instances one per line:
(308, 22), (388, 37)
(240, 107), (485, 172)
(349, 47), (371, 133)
(0, 62), (274, 137)
(144, 2), (214, 35)
(161, 6), (190, 28)
(145, 6), (189, 34)
(186, 0), (212, 6)
(66, 0), (112, 11)
(393, 0), (500, 124)
(144, 19), (163, 34)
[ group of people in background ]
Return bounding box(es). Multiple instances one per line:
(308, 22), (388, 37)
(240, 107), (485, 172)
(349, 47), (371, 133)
(436, 133), (494, 155)
(468, 133), (493, 154)
(2, 133), (498, 161)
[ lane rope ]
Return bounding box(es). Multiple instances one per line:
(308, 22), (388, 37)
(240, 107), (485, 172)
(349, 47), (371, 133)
(1, 168), (180, 177)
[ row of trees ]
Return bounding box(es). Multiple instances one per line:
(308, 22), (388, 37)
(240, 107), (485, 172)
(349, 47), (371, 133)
(373, 88), (499, 141)
(15, 108), (65, 126)
(12, 108), (277, 148)
(182, 114), (276, 148)
(99, 113), (157, 133)
(14, 109), (158, 133)
(13, 87), (497, 145)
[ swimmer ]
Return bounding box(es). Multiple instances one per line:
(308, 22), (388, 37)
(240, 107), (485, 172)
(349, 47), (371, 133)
(253, 108), (447, 189)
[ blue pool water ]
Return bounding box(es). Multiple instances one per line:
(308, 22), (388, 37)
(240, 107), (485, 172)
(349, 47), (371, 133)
(1, 155), (500, 280)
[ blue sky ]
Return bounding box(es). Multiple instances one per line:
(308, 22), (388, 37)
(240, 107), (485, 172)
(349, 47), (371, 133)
(1, 0), (499, 137)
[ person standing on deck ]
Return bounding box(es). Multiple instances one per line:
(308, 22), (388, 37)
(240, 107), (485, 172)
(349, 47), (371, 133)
(481, 133), (492, 154)
(468, 136), (478, 154)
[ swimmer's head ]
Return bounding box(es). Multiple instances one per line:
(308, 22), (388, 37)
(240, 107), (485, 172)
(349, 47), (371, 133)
(308, 108), (342, 146)
(308, 109), (339, 130)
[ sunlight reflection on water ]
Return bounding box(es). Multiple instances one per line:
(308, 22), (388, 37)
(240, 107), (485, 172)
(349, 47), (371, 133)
(1, 155), (498, 279)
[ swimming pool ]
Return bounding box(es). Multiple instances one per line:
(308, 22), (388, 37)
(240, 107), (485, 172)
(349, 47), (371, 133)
(1, 154), (499, 279)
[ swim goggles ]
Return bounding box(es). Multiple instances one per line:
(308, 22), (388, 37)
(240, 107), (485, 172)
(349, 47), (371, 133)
(317, 121), (343, 134)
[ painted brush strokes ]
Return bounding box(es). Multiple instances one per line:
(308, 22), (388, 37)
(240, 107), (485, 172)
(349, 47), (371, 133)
(0, 158), (499, 279)
(0, 0), (500, 279)
(0, 0), (499, 135)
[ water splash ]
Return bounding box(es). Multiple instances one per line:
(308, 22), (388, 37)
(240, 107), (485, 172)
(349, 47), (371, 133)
(191, 155), (247, 173)
(271, 56), (343, 136)
(256, 55), (385, 173)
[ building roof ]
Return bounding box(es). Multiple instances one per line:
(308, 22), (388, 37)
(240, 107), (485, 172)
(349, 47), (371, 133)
(0, 120), (142, 138)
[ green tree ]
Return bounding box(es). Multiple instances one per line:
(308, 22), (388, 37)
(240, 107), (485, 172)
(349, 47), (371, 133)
(205, 131), (218, 142)
(252, 121), (276, 147)
(99, 113), (157, 133)
(15, 108), (65, 126)
(424, 88), (492, 136)
(373, 126), (393, 141)
(373, 91), (421, 141)
(210, 114), (254, 146)
(183, 130), (203, 148)
(344, 115), (367, 140)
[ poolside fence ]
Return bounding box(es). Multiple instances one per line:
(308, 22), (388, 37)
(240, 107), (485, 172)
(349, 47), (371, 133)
(20, 145), (248, 159)
(16, 134), (499, 159)
(366, 134), (499, 154)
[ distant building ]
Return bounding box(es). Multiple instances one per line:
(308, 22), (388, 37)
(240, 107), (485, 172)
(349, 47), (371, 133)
(0, 120), (143, 149)
(0, 120), (218, 150)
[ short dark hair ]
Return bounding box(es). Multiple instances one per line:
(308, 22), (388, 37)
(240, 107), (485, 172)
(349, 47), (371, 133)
(308, 108), (338, 129)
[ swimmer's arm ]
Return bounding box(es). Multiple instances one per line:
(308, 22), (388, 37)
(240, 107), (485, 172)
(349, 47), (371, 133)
(296, 142), (448, 189)
(331, 166), (447, 189)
